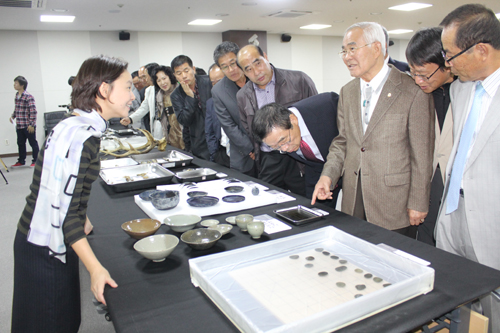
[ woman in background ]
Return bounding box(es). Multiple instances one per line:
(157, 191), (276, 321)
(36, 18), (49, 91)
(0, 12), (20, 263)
(152, 65), (185, 149)
(11, 54), (134, 332)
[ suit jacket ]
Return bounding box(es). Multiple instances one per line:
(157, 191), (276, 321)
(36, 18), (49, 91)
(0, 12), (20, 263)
(321, 66), (435, 230)
(237, 66), (318, 162)
(433, 105), (453, 181)
(171, 75), (210, 160)
(288, 92), (339, 198)
(388, 57), (410, 73)
(205, 98), (221, 161)
(436, 80), (500, 270)
(212, 77), (255, 173)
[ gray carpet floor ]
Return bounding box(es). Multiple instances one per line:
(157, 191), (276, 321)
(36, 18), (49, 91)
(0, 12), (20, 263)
(0, 156), (115, 333)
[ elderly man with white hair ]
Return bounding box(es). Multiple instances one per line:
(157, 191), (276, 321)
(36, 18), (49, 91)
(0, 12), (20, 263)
(312, 22), (434, 237)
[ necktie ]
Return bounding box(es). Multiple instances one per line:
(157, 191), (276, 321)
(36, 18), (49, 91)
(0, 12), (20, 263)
(300, 139), (320, 162)
(363, 85), (372, 125)
(446, 82), (485, 214)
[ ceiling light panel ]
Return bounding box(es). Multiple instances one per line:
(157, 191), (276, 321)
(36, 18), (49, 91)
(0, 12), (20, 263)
(388, 29), (413, 34)
(389, 3), (432, 11)
(188, 19), (222, 26)
(40, 15), (75, 22)
(300, 24), (331, 30)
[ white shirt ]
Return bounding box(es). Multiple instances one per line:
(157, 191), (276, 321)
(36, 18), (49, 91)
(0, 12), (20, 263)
(288, 106), (324, 162)
(359, 64), (390, 133)
(464, 66), (500, 158)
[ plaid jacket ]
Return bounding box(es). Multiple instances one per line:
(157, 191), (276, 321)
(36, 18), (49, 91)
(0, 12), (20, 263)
(12, 91), (37, 129)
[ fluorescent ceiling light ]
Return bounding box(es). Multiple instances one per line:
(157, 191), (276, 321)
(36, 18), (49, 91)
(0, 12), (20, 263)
(389, 3), (432, 11)
(388, 29), (414, 34)
(188, 19), (221, 26)
(40, 15), (75, 23)
(300, 24), (331, 30)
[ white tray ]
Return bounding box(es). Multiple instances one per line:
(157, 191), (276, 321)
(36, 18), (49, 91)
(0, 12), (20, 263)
(134, 179), (282, 220)
(189, 226), (434, 333)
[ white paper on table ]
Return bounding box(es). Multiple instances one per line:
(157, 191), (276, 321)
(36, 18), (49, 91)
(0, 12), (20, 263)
(267, 190), (296, 203)
(254, 214), (292, 234)
(135, 179), (279, 221)
(243, 181), (268, 191)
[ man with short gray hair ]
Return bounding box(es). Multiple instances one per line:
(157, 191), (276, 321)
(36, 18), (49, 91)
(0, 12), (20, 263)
(312, 22), (434, 237)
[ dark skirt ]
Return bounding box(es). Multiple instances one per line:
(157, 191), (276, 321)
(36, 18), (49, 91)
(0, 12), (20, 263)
(12, 230), (81, 333)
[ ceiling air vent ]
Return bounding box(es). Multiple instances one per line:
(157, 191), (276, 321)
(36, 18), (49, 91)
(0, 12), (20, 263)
(265, 10), (312, 18)
(0, 0), (46, 9)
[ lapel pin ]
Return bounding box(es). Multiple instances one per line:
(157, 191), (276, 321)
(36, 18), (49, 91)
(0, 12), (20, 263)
(387, 93), (392, 97)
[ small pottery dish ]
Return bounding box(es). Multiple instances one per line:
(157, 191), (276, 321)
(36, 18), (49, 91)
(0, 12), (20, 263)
(133, 234), (179, 262)
(247, 221), (265, 239)
(235, 214), (253, 232)
(224, 186), (244, 193)
(139, 189), (161, 201)
(187, 191), (208, 198)
(200, 219), (219, 227)
(222, 195), (245, 203)
(121, 218), (161, 240)
(225, 216), (236, 224)
(181, 228), (221, 250)
(164, 214), (201, 232)
(208, 223), (233, 236)
(187, 196), (219, 207)
(151, 190), (180, 210)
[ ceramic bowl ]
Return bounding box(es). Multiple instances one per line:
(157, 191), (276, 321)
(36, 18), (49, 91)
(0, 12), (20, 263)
(187, 191), (208, 198)
(247, 221), (265, 239)
(151, 190), (180, 210)
(224, 185), (244, 193)
(187, 196), (219, 207)
(133, 234), (179, 262)
(164, 214), (201, 232)
(235, 214), (253, 232)
(225, 216), (236, 224)
(208, 223), (233, 236)
(121, 218), (161, 240)
(180, 228), (221, 250)
(200, 219), (219, 227)
(139, 189), (161, 201)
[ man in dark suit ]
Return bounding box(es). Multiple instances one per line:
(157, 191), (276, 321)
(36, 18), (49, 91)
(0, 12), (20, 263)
(171, 55), (210, 160)
(312, 22), (434, 237)
(212, 41), (256, 175)
(252, 93), (341, 206)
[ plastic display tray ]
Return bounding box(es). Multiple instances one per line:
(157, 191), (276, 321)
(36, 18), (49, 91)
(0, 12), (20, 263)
(99, 163), (174, 192)
(189, 226), (434, 333)
(131, 150), (193, 168)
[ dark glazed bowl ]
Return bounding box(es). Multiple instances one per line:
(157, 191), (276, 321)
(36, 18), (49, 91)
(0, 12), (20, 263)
(150, 190), (180, 210)
(121, 218), (162, 240)
(139, 189), (161, 201)
(187, 191), (208, 198)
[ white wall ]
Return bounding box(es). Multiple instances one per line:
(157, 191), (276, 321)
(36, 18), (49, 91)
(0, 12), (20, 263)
(0, 29), (408, 155)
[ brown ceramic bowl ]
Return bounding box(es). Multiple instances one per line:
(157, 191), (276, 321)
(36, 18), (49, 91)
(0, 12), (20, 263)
(121, 218), (162, 240)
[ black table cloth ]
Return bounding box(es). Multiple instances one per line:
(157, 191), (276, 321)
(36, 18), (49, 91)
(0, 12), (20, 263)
(88, 151), (500, 333)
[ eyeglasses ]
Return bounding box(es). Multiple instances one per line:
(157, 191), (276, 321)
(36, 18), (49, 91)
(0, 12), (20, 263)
(268, 129), (292, 152)
(409, 66), (441, 81)
(339, 43), (373, 59)
(220, 60), (238, 72)
(441, 41), (488, 63)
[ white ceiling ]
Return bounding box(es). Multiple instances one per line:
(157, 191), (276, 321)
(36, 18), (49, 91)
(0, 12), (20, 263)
(0, 0), (499, 38)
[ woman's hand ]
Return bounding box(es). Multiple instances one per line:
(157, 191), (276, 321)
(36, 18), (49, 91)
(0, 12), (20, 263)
(90, 265), (118, 305)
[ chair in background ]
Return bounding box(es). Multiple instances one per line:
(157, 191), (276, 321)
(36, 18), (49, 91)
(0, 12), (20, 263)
(44, 111), (67, 137)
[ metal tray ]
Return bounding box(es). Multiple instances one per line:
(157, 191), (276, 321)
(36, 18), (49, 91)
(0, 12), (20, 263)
(99, 163), (174, 192)
(100, 157), (138, 169)
(274, 205), (323, 225)
(131, 150), (193, 168)
(115, 128), (137, 136)
(175, 168), (217, 182)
